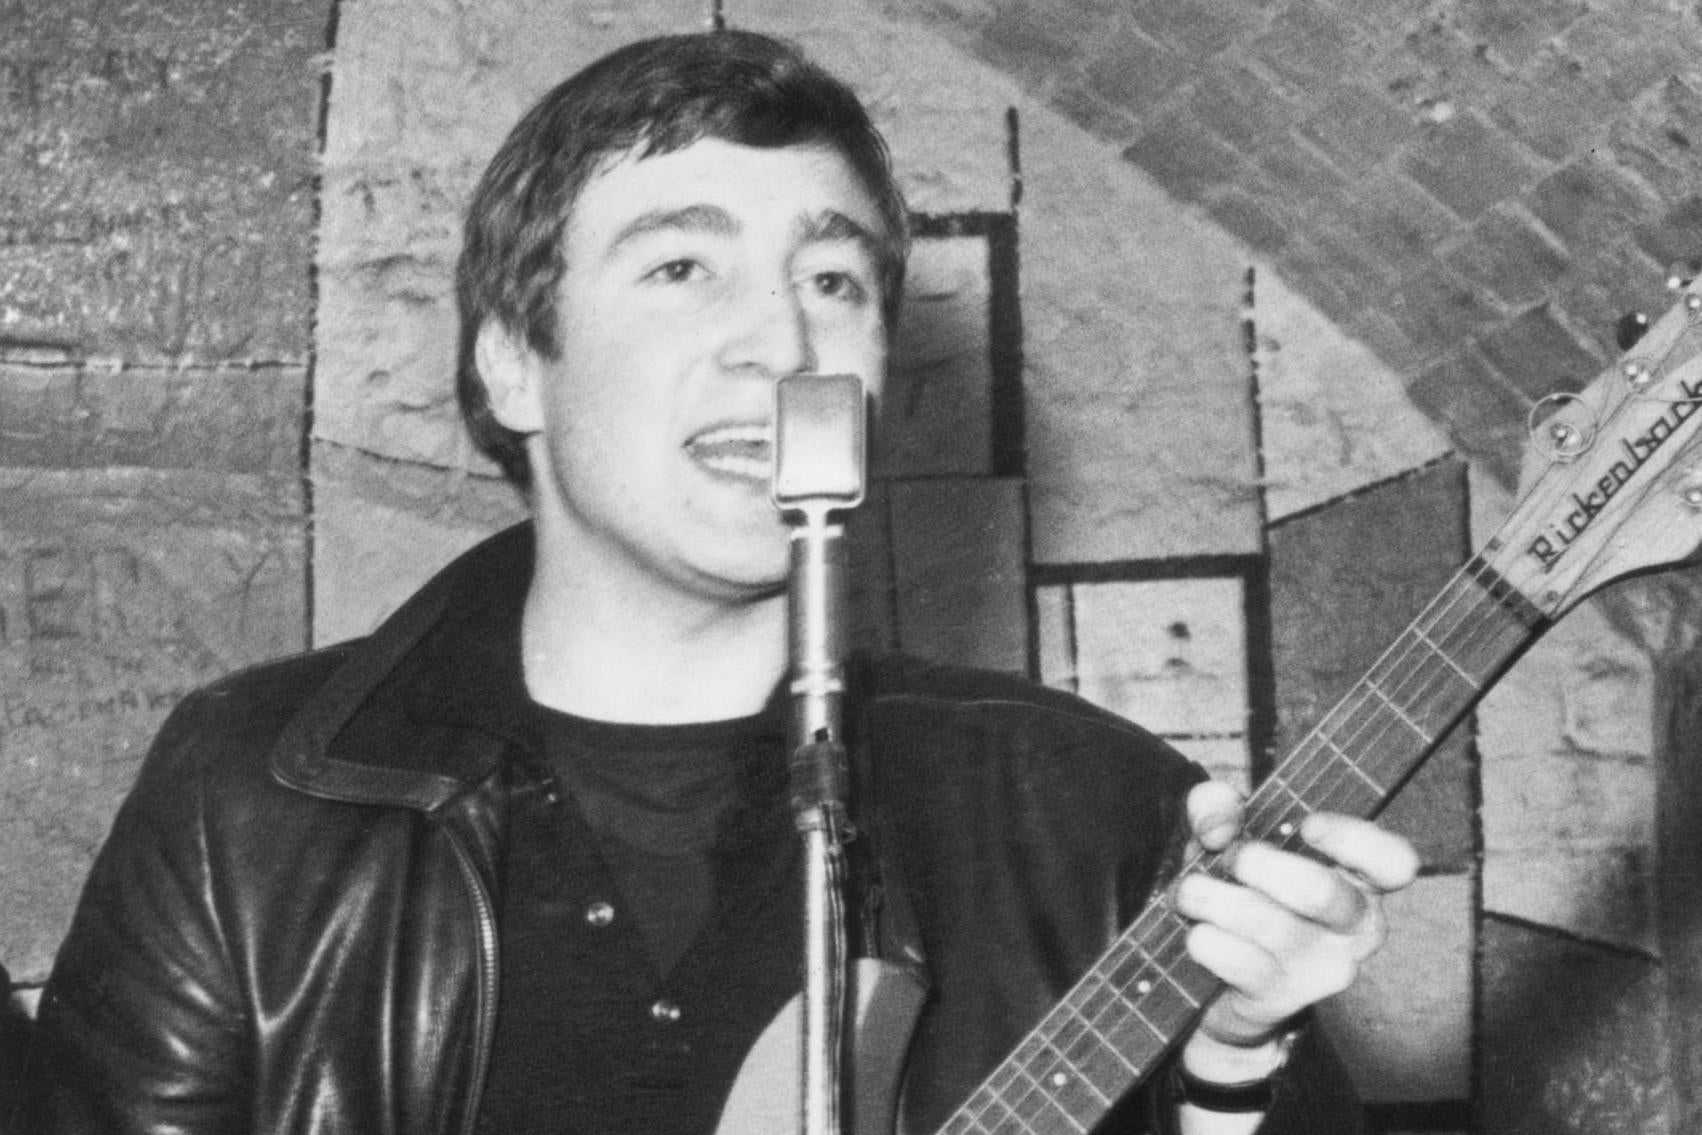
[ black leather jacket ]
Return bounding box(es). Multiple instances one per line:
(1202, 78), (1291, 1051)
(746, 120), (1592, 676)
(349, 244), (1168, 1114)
(24, 525), (1362, 1134)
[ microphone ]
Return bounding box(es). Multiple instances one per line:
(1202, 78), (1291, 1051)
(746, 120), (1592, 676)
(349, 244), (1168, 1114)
(771, 372), (867, 827)
(771, 371), (867, 1135)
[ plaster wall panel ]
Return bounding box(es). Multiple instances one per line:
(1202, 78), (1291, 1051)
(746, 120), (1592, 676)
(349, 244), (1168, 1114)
(1481, 918), (1674, 1135)
(0, 468), (305, 980)
(1166, 734), (1252, 795)
(1020, 108), (1260, 564)
(888, 478), (1027, 674)
(728, 0), (1014, 214)
(879, 236), (995, 479)
(0, 362), (303, 477)
(845, 483), (898, 656)
(315, 0), (713, 473)
(0, 0), (325, 363)
(1253, 270), (1452, 522)
(1318, 874), (1474, 1102)
(1479, 597), (1657, 953)
(1028, 581), (1259, 786)
(1471, 470), (1659, 953)
(1034, 583), (1074, 691)
(1268, 462), (1475, 868)
(1066, 577), (1248, 738)
(310, 444), (527, 645)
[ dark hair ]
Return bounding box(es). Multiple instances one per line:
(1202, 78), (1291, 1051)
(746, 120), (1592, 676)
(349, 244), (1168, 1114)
(453, 30), (910, 488)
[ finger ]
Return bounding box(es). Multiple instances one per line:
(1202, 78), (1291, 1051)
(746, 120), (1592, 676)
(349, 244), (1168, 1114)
(1299, 812), (1421, 893)
(1227, 841), (1370, 933)
(1186, 779), (1244, 852)
(1174, 873), (1308, 954)
(1184, 920), (1282, 997)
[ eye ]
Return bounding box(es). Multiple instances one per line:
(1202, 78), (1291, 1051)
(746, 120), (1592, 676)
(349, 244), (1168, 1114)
(646, 258), (707, 284)
(806, 270), (869, 305)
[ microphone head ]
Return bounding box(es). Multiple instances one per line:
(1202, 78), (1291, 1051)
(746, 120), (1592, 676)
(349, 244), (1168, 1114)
(771, 373), (867, 512)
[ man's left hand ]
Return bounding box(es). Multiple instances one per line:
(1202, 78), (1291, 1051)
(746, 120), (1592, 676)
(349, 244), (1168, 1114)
(1173, 778), (1420, 1079)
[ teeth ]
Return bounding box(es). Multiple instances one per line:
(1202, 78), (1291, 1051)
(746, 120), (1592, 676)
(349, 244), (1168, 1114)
(690, 424), (772, 446)
(686, 423), (773, 481)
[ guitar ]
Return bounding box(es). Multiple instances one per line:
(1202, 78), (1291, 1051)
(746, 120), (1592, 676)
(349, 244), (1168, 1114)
(719, 281), (1702, 1135)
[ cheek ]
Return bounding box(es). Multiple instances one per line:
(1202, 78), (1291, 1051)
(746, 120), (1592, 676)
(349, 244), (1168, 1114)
(847, 333), (888, 398)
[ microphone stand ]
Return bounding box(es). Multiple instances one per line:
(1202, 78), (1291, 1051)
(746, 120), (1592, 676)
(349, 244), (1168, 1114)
(772, 373), (867, 1135)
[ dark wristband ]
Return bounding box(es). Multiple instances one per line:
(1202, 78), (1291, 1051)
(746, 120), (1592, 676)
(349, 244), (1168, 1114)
(1167, 1061), (1277, 1114)
(1167, 1025), (1301, 1115)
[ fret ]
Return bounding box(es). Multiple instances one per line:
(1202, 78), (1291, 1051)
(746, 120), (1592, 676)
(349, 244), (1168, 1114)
(1361, 678), (1435, 744)
(1059, 1009), (1140, 1091)
(1013, 1053), (1101, 1131)
(1017, 1013), (1114, 1116)
(1034, 1049), (1115, 1116)
(1314, 735), (1389, 798)
(1001, 1070), (1091, 1134)
(1104, 940), (1208, 1021)
(1364, 631), (1486, 735)
(1243, 793), (1314, 850)
(964, 1059), (1091, 1135)
(956, 1082), (1022, 1135)
(1090, 1001), (1170, 1075)
(990, 945), (1199, 1120)
(1409, 624), (1483, 689)
(981, 1032), (1099, 1134)
(1261, 773), (1310, 817)
(1258, 739), (1385, 823)
(1055, 985), (1141, 1089)
(1464, 554), (1548, 630)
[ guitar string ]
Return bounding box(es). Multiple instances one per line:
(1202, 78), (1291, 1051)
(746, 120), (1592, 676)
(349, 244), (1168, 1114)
(940, 572), (1521, 1134)
(946, 552), (1556, 1128)
(943, 507), (1583, 1130)
(941, 298), (1702, 1133)
(1256, 305), (1699, 828)
(953, 560), (1607, 1130)
(1265, 295), (1702, 821)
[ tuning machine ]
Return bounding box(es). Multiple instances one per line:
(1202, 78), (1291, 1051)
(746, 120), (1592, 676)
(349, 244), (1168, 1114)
(1527, 392), (1596, 463)
(1678, 466), (1702, 512)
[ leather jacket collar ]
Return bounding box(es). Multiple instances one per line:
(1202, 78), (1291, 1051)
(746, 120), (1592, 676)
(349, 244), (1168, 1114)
(269, 523), (542, 812)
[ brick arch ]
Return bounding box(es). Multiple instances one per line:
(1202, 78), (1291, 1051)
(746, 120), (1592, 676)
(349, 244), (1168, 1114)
(902, 0), (1702, 487)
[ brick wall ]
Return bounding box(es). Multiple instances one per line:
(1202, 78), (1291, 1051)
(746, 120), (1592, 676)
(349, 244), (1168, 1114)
(0, 0), (323, 987)
(912, 0), (1702, 485)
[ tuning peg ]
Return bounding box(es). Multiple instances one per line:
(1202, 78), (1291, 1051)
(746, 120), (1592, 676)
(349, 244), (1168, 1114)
(1616, 310), (1651, 350)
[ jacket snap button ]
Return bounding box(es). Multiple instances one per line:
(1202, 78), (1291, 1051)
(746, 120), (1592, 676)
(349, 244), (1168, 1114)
(650, 999), (682, 1023)
(585, 901), (615, 927)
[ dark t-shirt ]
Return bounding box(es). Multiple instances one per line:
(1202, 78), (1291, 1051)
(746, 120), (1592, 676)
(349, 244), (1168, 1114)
(476, 700), (803, 1135)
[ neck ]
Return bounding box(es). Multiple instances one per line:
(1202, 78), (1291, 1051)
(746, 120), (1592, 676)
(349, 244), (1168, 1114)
(519, 550), (787, 727)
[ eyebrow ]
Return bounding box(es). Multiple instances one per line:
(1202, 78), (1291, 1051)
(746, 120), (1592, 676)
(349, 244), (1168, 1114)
(605, 204), (740, 256)
(798, 209), (882, 257)
(602, 205), (882, 261)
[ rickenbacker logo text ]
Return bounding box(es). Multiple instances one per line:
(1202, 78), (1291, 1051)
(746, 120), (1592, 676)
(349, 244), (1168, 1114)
(1528, 375), (1701, 569)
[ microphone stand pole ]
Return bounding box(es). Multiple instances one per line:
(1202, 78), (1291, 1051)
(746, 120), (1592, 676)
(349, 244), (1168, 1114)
(772, 373), (866, 1135)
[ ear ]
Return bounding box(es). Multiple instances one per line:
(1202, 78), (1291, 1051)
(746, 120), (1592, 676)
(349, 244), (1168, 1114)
(474, 321), (546, 434)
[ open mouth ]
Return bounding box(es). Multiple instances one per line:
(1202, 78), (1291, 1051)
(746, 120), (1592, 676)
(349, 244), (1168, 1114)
(684, 423), (773, 484)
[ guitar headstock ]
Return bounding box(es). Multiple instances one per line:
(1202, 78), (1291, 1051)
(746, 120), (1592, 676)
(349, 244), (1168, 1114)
(1485, 282), (1702, 619)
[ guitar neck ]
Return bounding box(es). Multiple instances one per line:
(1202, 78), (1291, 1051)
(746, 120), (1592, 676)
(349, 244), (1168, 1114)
(932, 556), (1547, 1135)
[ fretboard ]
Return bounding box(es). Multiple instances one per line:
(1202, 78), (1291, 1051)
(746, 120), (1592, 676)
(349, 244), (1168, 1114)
(933, 558), (1546, 1135)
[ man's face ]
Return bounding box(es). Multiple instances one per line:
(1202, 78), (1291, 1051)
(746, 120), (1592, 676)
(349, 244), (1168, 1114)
(482, 138), (890, 603)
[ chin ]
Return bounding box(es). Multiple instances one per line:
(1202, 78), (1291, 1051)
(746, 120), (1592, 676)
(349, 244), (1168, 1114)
(681, 542), (791, 600)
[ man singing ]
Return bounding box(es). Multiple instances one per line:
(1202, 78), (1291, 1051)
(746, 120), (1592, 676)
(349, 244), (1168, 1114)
(24, 29), (1417, 1135)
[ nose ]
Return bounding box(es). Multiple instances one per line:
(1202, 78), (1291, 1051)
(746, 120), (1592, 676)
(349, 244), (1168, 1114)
(716, 279), (815, 379)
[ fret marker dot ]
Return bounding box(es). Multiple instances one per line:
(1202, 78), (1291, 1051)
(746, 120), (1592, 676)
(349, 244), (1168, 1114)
(1279, 821), (1297, 838)
(1051, 1072), (1070, 1088)
(1136, 980), (1153, 995)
